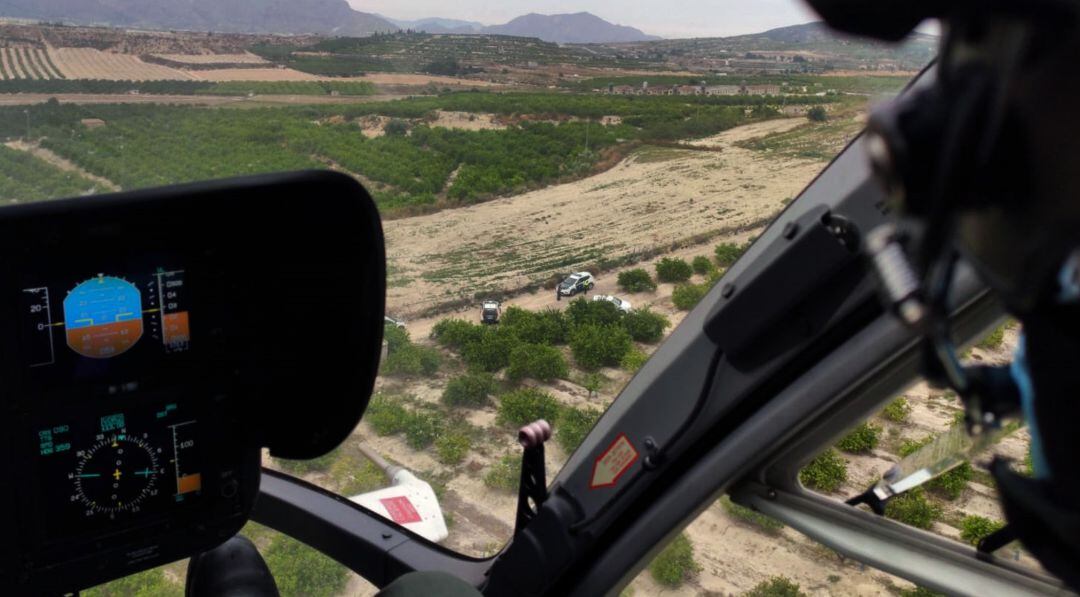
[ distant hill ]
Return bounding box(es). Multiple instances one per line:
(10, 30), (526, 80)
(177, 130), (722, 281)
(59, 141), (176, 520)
(0, 0), (397, 36)
(382, 16), (483, 34)
(484, 12), (660, 44)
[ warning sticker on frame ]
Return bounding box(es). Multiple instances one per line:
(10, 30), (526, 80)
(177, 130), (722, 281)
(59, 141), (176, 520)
(380, 496), (422, 524)
(589, 434), (639, 489)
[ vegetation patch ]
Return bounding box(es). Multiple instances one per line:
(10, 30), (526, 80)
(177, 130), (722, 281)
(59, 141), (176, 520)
(672, 282), (709, 311)
(483, 453), (520, 492)
(263, 534), (349, 597)
(926, 461), (972, 500)
(617, 268), (657, 293)
(569, 324), (633, 370)
(800, 449), (848, 492)
(622, 309), (671, 343)
(497, 388), (562, 427)
(692, 255), (716, 276)
(655, 257), (693, 283)
(744, 576), (807, 597)
(881, 397), (911, 423)
(507, 343), (569, 382)
(959, 515), (1006, 546)
(884, 488), (942, 530)
(435, 430), (473, 465)
(441, 372), (498, 408)
(714, 242), (748, 268)
(557, 406), (603, 453)
(836, 422), (881, 454)
(649, 533), (702, 588)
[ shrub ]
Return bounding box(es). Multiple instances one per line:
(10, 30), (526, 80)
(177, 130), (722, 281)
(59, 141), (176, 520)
(959, 515), (1005, 546)
(655, 257), (693, 283)
(898, 435), (933, 457)
(744, 576), (807, 597)
(977, 324), (1007, 350)
(884, 488), (942, 529)
(714, 242), (747, 268)
(566, 297), (623, 328)
(366, 395), (410, 435)
(800, 449), (848, 492)
(672, 283), (708, 310)
(649, 533), (702, 588)
(691, 255), (715, 276)
(618, 268), (657, 293)
(557, 406), (602, 452)
(403, 410), (442, 449)
(927, 461), (972, 500)
(436, 431), (472, 465)
(264, 534), (349, 597)
(431, 318), (484, 349)
(507, 343), (569, 382)
(807, 106), (828, 122)
(483, 454), (519, 492)
(383, 323), (411, 352)
(882, 397), (911, 423)
(442, 372), (497, 408)
(622, 308), (670, 343)
(621, 347), (649, 372)
(497, 388), (562, 427)
(382, 329), (441, 377)
(836, 422), (881, 454)
(462, 328), (521, 372)
(83, 567), (182, 597)
(569, 324), (633, 370)
(503, 307), (568, 345)
(720, 496), (784, 534)
(385, 118), (410, 136)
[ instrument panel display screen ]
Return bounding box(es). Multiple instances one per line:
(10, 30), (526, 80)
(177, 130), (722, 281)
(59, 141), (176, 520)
(18, 266), (191, 371)
(33, 399), (205, 540)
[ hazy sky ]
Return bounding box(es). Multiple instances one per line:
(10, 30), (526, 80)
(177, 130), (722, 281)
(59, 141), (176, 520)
(348, 0), (821, 39)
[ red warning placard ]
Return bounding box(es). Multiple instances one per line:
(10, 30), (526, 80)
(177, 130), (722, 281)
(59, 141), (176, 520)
(590, 434), (639, 489)
(380, 496), (422, 524)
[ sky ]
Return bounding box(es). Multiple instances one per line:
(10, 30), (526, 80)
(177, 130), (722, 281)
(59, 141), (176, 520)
(348, 0), (821, 39)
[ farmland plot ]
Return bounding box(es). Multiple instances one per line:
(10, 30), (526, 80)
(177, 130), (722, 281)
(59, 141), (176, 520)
(152, 52), (268, 65)
(49, 48), (194, 80)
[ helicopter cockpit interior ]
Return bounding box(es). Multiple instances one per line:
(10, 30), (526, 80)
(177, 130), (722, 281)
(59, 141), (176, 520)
(0, 172), (386, 594)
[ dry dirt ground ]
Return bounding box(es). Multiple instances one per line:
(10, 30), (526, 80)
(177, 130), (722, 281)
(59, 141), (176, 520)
(383, 117), (824, 318)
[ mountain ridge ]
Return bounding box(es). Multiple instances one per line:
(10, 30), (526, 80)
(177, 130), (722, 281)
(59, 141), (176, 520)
(0, 0), (397, 36)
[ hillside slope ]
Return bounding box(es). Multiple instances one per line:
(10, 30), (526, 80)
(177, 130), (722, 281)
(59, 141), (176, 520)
(0, 0), (397, 36)
(485, 12), (659, 43)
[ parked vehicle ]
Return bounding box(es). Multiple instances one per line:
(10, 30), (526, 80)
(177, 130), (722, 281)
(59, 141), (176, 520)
(592, 294), (632, 313)
(384, 315), (407, 328)
(557, 272), (594, 297)
(481, 300), (502, 324)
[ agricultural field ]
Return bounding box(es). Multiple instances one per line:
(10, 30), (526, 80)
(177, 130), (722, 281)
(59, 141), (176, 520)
(0, 47), (65, 80)
(0, 92), (835, 216)
(0, 143), (98, 201)
(151, 52), (269, 65)
(49, 47), (195, 80)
